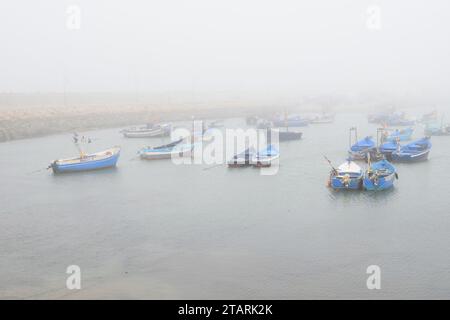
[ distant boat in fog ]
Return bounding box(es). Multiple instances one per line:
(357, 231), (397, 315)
(310, 113), (335, 124)
(227, 147), (255, 167)
(139, 138), (193, 160)
(122, 123), (171, 138)
(252, 144), (279, 167)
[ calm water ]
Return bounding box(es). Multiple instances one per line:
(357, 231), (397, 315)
(1, 113), (450, 299)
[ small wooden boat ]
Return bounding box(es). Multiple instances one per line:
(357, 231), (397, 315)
(391, 137), (432, 162)
(252, 145), (279, 167)
(385, 112), (416, 126)
(363, 159), (398, 191)
(123, 123), (171, 138)
(139, 139), (193, 160)
(348, 128), (376, 160)
(310, 113), (335, 124)
(328, 159), (363, 190)
(227, 147), (255, 167)
(49, 147), (121, 173)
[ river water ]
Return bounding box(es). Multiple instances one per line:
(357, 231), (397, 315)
(1, 113), (450, 299)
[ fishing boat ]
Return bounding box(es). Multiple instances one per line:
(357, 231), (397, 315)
(385, 112), (416, 126)
(49, 147), (121, 173)
(363, 159), (398, 191)
(310, 113), (335, 124)
(391, 137), (432, 162)
(251, 145), (279, 167)
(420, 110), (438, 124)
(348, 128), (376, 160)
(327, 158), (363, 190)
(272, 115), (309, 127)
(139, 139), (193, 160)
(382, 127), (414, 142)
(227, 147), (255, 167)
(268, 129), (302, 141)
(123, 123), (171, 138)
(424, 122), (450, 136)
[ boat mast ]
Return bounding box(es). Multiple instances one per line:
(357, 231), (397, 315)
(284, 109), (288, 132)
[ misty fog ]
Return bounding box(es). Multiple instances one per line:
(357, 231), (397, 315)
(1, 0), (449, 103)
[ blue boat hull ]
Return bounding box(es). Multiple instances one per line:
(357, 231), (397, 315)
(391, 149), (429, 162)
(363, 173), (395, 190)
(330, 176), (362, 190)
(52, 152), (120, 173)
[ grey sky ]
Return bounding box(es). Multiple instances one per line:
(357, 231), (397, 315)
(1, 0), (449, 99)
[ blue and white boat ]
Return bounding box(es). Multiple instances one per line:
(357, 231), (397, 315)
(251, 145), (279, 167)
(329, 160), (363, 190)
(349, 136), (376, 160)
(382, 127), (414, 142)
(391, 137), (432, 162)
(123, 123), (171, 138)
(50, 147), (121, 173)
(139, 139), (193, 160)
(363, 159), (397, 191)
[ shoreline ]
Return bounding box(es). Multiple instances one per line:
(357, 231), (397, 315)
(0, 97), (434, 143)
(0, 104), (277, 143)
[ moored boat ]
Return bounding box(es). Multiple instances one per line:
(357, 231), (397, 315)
(349, 136), (376, 160)
(310, 113), (335, 124)
(391, 137), (432, 162)
(251, 145), (279, 167)
(363, 159), (398, 191)
(123, 123), (171, 138)
(267, 128), (302, 142)
(49, 147), (121, 173)
(424, 122), (450, 136)
(227, 147), (255, 167)
(139, 139), (193, 160)
(272, 115), (309, 127)
(328, 159), (363, 190)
